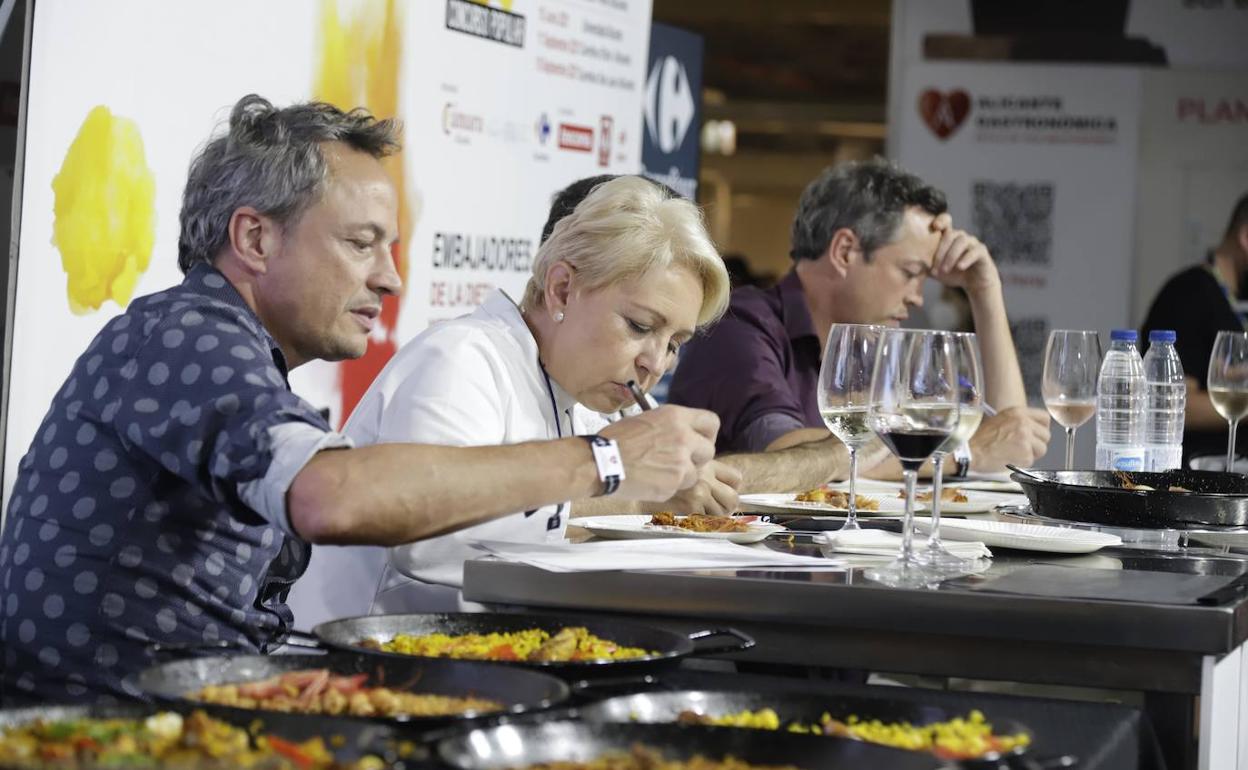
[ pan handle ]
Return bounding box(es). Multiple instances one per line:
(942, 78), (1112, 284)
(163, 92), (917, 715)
(145, 640), (237, 660)
(686, 627), (755, 656)
(280, 629), (329, 650)
(568, 674), (660, 702)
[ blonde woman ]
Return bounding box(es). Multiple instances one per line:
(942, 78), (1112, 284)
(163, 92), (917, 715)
(333, 175), (735, 613)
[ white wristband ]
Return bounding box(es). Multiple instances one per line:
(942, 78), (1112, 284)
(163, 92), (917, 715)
(581, 435), (625, 495)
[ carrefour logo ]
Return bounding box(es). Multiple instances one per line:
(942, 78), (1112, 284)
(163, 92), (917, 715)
(644, 55), (695, 155)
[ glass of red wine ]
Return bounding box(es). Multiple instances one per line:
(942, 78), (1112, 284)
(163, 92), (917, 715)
(865, 328), (960, 588)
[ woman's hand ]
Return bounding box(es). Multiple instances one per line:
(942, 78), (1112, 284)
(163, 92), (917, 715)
(642, 460), (742, 517)
(600, 405), (719, 501)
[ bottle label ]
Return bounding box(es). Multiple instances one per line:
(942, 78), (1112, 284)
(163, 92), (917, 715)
(1098, 447), (1144, 472)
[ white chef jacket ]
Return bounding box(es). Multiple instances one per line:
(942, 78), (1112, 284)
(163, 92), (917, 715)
(288, 290), (624, 623)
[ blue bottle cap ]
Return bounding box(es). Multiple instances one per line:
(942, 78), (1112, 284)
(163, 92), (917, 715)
(1149, 329), (1177, 343)
(1110, 329), (1138, 343)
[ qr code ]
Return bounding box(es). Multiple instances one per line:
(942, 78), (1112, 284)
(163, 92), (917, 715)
(1010, 316), (1049, 403)
(971, 181), (1054, 267)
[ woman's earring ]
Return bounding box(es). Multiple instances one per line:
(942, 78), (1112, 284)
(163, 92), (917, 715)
(554, 311), (565, 323)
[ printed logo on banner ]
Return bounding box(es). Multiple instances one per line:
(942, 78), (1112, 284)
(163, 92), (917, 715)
(1177, 97), (1248, 125)
(971, 181), (1055, 268)
(536, 113), (551, 144)
(930, 90), (1121, 145)
(645, 57), (695, 154)
(642, 23), (702, 200)
(919, 89), (971, 140)
(598, 115), (613, 167)
(558, 123), (594, 152)
(1010, 316), (1050, 402)
(442, 103), (484, 137)
(445, 0), (526, 48)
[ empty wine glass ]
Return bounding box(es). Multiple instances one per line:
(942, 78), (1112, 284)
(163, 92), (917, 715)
(919, 332), (984, 574)
(1042, 330), (1102, 470)
(865, 329), (960, 588)
(1208, 331), (1248, 472)
(818, 324), (883, 530)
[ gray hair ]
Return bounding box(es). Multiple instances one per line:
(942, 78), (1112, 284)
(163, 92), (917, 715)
(790, 158), (947, 261)
(522, 176), (730, 328)
(177, 94), (401, 273)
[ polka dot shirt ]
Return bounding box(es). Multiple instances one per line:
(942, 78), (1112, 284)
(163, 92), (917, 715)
(0, 264), (333, 705)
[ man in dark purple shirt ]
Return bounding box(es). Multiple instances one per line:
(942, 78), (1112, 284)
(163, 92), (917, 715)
(669, 159), (1051, 491)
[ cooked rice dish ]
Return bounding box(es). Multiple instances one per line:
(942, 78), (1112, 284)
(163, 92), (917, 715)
(676, 707), (1030, 760)
(793, 488), (880, 509)
(0, 709), (385, 769)
(511, 745), (800, 770)
(361, 626), (653, 663)
(193, 668), (502, 717)
(649, 512), (750, 533)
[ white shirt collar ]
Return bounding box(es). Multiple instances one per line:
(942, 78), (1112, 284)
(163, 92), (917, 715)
(477, 290), (580, 421)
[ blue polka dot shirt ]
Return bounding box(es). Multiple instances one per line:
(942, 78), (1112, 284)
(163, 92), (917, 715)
(0, 264), (336, 704)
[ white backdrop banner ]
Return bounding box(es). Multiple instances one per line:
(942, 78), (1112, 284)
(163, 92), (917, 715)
(894, 63), (1143, 409)
(1132, 70), (1248, 324)
(3, 0), (652, 505)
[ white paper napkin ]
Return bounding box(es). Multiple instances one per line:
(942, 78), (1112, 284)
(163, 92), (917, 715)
(818, 529), (992, 559)
(468, 538), (844, 572)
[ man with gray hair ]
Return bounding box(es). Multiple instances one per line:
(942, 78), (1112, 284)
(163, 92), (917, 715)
(669, 159), (1050, 491)
(0, 95), (720, 704)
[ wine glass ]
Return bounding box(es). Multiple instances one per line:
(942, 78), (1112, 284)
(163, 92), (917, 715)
(919, 332), (984, 574)
(818, 324), (883, 531)
(1208, 331), (1248, 472)
(865, 329), (960, 588)
(1042, 330), (1102, 470)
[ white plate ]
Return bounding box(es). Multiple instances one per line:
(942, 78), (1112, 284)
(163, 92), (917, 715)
(954, 479), (1025, 494)
(573, 515), (786, 545)
(739, 493), (905, 516)
(914, 489), (1029, 514)
(914, 519), (1122, 554)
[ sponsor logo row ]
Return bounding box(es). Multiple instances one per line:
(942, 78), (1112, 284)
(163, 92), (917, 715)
(446, 103), (620, 166)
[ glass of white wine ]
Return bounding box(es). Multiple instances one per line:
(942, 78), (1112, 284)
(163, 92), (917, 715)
(1042, 330), (1102, 470)
(1208, 331), (1248, 472)
(817, 323), (883, 530)
(919, 332), (984, 573)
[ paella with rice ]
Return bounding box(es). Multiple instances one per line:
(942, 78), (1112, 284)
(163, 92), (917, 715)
(359, 626), (654, 663)
(509, 746), (800, 770)
(675, 708), (1029, 761)
(0, 709), (385, 769)
(191, 668), (503, 717)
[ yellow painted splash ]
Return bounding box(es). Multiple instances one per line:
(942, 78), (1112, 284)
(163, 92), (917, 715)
(316, 0), (419, 425)
(314, 0), (413, 285)
(51, 106), (156, 313)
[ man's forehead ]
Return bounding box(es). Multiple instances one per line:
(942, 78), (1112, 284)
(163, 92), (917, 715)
(875, 209), (940, 265)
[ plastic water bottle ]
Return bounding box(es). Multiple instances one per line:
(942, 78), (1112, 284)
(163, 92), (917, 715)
(1143, 330), (1186, 471)
(1096, 329), (1145, 471)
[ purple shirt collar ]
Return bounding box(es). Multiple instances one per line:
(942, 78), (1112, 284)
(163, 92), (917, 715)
(778, 269), (819, 349)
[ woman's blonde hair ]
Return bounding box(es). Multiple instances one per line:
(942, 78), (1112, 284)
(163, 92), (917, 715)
(522, 176), (729, 327)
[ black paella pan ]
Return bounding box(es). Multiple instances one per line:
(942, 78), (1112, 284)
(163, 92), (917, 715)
(1010, 467), (1248, 528)
(132, 651), (569, 732)
(308, 612), (754, 679)
(575, 688), (1038, 768)
(0, 701), (425, 769)
(437, 719), (953, 770)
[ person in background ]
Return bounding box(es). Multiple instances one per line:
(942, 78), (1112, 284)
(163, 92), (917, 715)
(0, 97), (719, 704)
(334, 175), (736, 613)
(1141, 192), (1248, 466)
(667, 158), (1051, 492)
